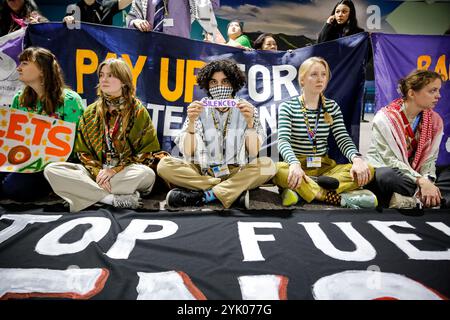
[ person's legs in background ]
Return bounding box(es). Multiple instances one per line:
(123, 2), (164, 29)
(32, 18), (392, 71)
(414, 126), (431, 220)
(436, 165), (450, 207)
(367, 167), (416, 208)
(0, 172), (52, 202)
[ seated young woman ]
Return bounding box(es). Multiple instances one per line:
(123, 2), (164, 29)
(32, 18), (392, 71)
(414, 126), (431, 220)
(367, 69), (448, 209)
(44, 58), (160, 212)
(0, 47), (84, 202)
(273, 56), (376, 208)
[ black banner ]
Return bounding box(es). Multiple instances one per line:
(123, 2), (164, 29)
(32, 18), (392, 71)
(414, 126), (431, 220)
(1, 208), (449, 300)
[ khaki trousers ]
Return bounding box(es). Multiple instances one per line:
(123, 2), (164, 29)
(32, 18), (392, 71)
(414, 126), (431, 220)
(273, 155), (374, 203)
(44, 162), (155, 212)
(157, 157), (276, 208)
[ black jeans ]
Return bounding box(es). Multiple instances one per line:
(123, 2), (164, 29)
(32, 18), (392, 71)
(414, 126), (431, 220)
(0, 172), (52, 202)
(367, 167), (417, 207)
(368, 166), (450, 207)
(436, 165), (450, 206)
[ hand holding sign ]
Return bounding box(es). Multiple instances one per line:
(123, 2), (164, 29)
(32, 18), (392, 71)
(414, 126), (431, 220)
(200, 98), (255, 127)
(201, 98), (238, 109)
(236, 99), (255, 128)
(187, 100), (204, 122)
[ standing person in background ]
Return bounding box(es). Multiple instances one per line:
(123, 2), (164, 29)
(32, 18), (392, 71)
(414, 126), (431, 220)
(367, 69), (449, 209)
(317, 0), (370, 123)
(63, 0), (132, 26)
(126, 0), (220, 39)
(0, 47), (84, 202)
(226, 20), (252, 49)
(44, 58), (161, 212)
(253, 33), (278, 51)
(273, 57), (377, 209)
(0, 0), (47, 37)
(317, 0), (363, 43)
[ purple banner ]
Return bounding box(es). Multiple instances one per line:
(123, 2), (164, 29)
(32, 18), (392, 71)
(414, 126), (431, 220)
(372, 33), (450, 166)
(0, 28), (25, 107)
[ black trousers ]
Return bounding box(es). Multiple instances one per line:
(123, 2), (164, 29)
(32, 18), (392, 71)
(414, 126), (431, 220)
(0, 172), (52, 202)
(368, 166), (450, 207)
(436, 165), (450, 206)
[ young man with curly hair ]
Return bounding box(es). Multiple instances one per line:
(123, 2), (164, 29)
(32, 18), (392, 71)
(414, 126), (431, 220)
(157, 59), (276, 209)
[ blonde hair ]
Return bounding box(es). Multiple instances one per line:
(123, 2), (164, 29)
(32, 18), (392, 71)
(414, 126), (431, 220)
(297, 57), (331, 88)
(298, 57), (331, 113)
(95, 58), (136, 141)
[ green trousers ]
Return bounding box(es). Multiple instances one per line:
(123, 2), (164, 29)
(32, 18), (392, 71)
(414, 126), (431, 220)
(273, 155), (374, 203)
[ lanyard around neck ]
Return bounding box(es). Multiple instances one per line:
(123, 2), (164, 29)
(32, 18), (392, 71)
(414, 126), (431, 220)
(400, 107), (422, 139)
(399, 106), (422, 159)
(211, 108), (232, 140)
(299, 95), (321, 153)
(104, 113), (121, 154)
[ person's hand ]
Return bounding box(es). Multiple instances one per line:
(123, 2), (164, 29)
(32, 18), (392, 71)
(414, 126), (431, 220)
(63, 15), (75, 25)
(287, 163), (307, 190)
(418, 177), (441, 207)
(226, 40), (252, 50)
(133, 19), (152, 32)
(27, 11), (41, 24)
(96, 168), (116, 192)
(350, 158), (371, 186)
(187, 101), (204, 123)
(237, 100), (255, 128)
(327, 15), (335, 24)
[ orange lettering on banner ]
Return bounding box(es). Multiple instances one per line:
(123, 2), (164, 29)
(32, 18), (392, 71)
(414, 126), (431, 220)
(5, 113), (27, 142)
(46, 126), (72, 157)
(31, 118), (52, 145)
(434, 55), (448, 81)
(105, 52), (117, 60)
(76, 51), (147, 95)
(104, 53), (147, 88)
(160, 58), (185, 102)
(417, 55), (432, 70)
(184, 60), (205, 103)
(76, 49), (98, 94)
(121, 54), (147, 88)
(417, 54), (448, 81)
(0, 137), (5, 166)
(159, 58), (204, 103)
(8, 145), (31, 165)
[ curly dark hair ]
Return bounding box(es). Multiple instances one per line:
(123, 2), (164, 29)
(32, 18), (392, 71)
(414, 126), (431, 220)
(196, 59), (246, 98)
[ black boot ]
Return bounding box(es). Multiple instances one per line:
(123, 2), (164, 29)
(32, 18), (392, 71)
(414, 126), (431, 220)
(166, 188), (205, 207)
(232, 190), (250, 210)
(311, 176), (340, 190)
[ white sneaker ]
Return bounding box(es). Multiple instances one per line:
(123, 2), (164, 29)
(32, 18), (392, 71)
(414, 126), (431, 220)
(389, 193), (419, 209)
(113, 191), (142, 209)
(341, 189), (378, 209)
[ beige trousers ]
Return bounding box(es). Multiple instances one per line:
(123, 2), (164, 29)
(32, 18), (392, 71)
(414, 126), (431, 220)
(157, 157), (277, 208)
(44, 162), (155, 212)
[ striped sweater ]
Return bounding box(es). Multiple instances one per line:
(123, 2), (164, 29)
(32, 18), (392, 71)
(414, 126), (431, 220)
(278, 96), (359, 164)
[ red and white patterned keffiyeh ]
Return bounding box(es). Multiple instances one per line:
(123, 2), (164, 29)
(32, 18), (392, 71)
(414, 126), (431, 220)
(382, 98), (443, 172)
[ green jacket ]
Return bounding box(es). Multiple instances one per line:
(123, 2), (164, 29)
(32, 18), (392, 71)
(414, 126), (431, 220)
(75, 98), (160, 177)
